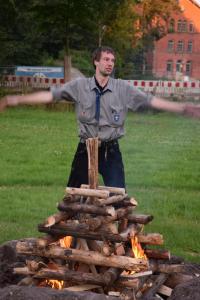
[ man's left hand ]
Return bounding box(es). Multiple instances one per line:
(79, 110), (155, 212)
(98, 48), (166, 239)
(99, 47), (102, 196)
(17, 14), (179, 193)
(183, 104), (200, 119)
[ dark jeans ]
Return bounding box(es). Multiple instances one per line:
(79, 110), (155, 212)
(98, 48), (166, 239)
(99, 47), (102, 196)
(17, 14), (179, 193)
(67, 140), (125, 188)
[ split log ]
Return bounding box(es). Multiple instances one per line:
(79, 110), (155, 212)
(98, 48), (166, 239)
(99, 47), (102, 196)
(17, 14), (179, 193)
(16, 242), (148, 271)
(66, 187), (109, 199)
(140, 273), (168, 300)
(127, 214), (154, 225)
(58, 202), (115, 217)
(157, 285), (172, 297)
(86, 138), (99, 190)
(36, 235), (58, 248)
(81, 184), (126, 195)
(65, 284), (101, 292)
(120, 270), (152, 280)
(43, 211), (72, 227)
(14, 267), (34, 276)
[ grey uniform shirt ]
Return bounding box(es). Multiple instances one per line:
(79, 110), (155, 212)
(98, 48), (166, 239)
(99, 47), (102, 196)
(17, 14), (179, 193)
(51, 76), (153, 142)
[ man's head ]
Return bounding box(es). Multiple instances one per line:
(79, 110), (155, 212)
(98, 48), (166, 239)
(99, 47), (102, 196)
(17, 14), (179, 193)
(92, 46), (116, 77)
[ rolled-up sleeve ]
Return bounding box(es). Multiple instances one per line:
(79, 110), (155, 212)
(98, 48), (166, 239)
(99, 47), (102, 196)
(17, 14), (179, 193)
(126, 83), (153, 111)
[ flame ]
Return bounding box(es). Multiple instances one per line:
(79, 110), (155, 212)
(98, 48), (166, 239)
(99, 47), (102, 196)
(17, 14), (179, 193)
(59, 235), (72, 248)
(131, 236), (147, 260)
(45, 279), (64, 289)
(44, 236), (72, 289)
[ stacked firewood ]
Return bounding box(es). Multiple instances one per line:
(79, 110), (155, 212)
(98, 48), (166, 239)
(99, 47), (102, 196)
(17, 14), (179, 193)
(14, 139), (187, 299)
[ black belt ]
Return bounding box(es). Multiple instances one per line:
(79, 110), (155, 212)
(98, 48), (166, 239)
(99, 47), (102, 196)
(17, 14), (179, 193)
(80, 139), (118, 148)
(99, 139), (118, 147)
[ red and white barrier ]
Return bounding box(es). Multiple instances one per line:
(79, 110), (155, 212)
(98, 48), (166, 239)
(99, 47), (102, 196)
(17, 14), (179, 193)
(1, 76), (200, 98)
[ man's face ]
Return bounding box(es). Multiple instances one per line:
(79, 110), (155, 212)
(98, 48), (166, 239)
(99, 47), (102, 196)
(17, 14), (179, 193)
(95, 51), (115, 76)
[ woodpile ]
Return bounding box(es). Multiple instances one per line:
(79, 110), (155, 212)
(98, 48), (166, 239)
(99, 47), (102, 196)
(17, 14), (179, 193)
(14, 138), (189, 299)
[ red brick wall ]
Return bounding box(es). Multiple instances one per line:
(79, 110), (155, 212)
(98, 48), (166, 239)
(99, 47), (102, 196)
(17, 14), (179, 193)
(152, 0), (200, 80)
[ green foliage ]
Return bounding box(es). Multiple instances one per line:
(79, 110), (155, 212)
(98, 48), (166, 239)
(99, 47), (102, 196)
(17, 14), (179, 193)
(0, 107), (200, 262)
(71, 50), (94, 77)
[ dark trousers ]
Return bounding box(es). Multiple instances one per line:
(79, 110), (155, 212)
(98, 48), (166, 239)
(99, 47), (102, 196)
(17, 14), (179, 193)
(67, 140), (125, 188)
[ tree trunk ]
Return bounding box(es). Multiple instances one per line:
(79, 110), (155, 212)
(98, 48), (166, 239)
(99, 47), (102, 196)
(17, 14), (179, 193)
(64, 54), (71, 82)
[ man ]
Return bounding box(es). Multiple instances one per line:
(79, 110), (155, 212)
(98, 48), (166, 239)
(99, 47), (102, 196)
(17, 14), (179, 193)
(0, 46), (200, 188)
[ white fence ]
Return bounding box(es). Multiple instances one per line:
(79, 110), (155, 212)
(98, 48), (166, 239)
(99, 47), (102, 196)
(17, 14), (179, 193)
(1, 76), (200, 100)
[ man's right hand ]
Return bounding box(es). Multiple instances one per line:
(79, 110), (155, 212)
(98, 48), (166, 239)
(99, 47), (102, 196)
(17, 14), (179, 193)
(0, 95), (19, 112)
(0, 97), (8, 112)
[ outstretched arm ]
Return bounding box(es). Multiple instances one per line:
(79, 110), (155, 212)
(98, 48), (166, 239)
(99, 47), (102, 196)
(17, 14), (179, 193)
(151, 96), (200, 119)
(0, 91), (53, 112)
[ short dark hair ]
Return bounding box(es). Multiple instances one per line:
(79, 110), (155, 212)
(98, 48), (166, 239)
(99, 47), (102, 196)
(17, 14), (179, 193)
(92, 46), (115, 69)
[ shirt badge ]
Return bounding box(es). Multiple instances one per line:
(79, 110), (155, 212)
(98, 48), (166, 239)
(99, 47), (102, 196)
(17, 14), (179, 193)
(113, 113), (120, 122)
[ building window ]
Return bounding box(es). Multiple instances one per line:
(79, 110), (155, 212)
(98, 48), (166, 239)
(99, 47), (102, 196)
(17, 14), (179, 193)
(186, 61), (192, 75)
(177, 20), (182, 32)
(177, 40), (184, 52)
(166, 60), (173, 72)
(187, 41), (193, 53)
(182, 20), (187, 32)
(176, 60), (183, 72)
(189, 22), (194, 33)
(169, 19), (175, 32)
(167, 40), (174, 52)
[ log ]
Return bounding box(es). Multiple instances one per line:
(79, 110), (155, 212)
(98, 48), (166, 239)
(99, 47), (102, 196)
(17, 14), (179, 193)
(85, 207), (133, 230)
(103, 267), (123, 285)
(136, 233), (164, 245)
(44, 211), (72, 227)
(65, 284), (101, 292)
(150, 262), (185, 273)
(38, 223), (163, 245)
(58, 202), (115, 217)
(140, 273), (168, 300)
(113, 197), (138, 208)
(35, 267), (106, 286)
(86, 138), (99, 190)
(94, 194), (128, 206)
(15, 265), (140, 289)
(16, 242), (148, 271)
(127, 214), (154, 225)
(157, 285), (172, 297)
(144, 249), (170, 260)
(81, 184), (126, 195)
(165, 272), (194, 289)
(127, 248), (170, 260)
(66, 187), (109, 199)
(36, 235), (58, 248)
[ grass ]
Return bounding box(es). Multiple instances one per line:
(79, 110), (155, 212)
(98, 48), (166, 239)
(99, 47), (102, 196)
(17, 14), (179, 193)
(0, 106), (200, 263)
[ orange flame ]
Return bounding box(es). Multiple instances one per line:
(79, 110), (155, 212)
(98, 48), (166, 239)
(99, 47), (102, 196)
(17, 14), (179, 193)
(45, 236), (72, 289)
(59, 235), (72, 248)
(131, 236), (147, 260)
(45, 279), (64, 289)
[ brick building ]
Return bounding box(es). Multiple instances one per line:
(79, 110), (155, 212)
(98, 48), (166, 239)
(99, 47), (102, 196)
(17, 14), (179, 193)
(152, 0), (200, 80)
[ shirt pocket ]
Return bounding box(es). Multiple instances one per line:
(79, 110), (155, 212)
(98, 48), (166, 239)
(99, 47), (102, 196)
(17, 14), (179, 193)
(77, 101), (95, 124)
(109, 104), (126, 127)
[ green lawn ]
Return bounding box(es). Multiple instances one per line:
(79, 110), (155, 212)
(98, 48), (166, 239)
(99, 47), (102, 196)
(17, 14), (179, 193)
(0, 106), (199, 263)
